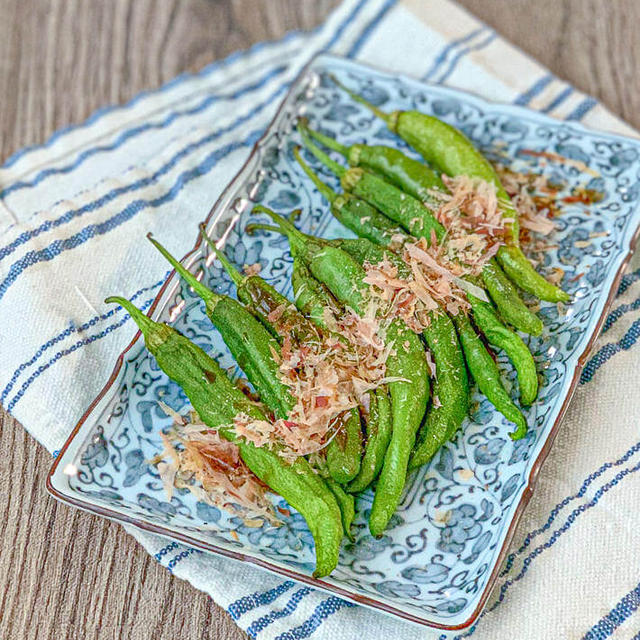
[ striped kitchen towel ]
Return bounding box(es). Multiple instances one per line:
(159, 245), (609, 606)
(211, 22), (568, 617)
(1, 0), (639, 638)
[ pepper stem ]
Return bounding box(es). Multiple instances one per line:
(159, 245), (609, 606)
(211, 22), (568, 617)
(251, 205), (311, 257)
(105, 296), (155, 334)
(147, 233), (217, 304)
(198, 224), (245, 288)
(245, 222), (283, 235)
(299, 120), (349, 158)
(293, 146), (337, 205)
(299, 127), (346, 178)
(328, 73), (392, 125)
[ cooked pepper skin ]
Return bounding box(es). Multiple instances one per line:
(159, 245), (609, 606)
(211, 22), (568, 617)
(298, 127), (544, 334)
(327, 77), (569, 303)
(468, 294), (538, 406)
(481, 260), (543, 336)
(155, 232), (362, 485)
(253, 207), (429, 537)
(106, 297), (343, 577)
(452, 312), (528, 440)
(410, 310), (470, 470)
(348, 387), (392, 493)
(304, 124), (445, 201)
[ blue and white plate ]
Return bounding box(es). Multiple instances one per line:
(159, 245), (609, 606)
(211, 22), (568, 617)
(48, 54), (640, 631)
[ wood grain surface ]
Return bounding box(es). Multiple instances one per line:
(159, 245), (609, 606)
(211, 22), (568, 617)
(1, 2), (639, 639)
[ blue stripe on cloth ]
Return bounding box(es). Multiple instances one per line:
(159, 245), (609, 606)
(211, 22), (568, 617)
(581, 316), (640, 384)
(435, 32), (497, 85)
(583, 581), (640, 639)
(245, 588), (313, 638)
(0, 0), (390, 411)
(566, 97), (598, 121)
(489, 459), (640, 613)
(167, 548), (201, 573)
(345, 0), (397, 58)
(632, 629), (640, 640)
(602, 295), (640, 334)
(512, 73), (554, 106)
(273, 596), (356, 640)
(500, 440), (640, 578)
(0, 30), (304, 172)
(1, 0), (375, 261)
(228, 582), (296, 620)
(1, 0), (386, 410)
(154, 541), (179, 562)
(540, 86), (574, 113)
(0, 273), (168, 404)
(422, 27), (487, 82)
(0, 65), (288, 200)
(0, 82), (289, 263)
(6, 292), (158, 412)
(618, 267), (640, 296)
(0, 0), (370, 172)
(0, 127), (264, 306)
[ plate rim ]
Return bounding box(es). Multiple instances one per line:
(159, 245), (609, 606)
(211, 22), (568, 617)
(47, 51), (640, 631)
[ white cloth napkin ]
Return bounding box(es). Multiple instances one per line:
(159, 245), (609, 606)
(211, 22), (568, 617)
(1, 1), (639, 638)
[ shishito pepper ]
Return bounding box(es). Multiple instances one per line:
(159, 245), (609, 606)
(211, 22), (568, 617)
(328, 75), (569, 303)
(105, 296), (343, 577)
(298, 124), (543, 336)
(197, 227), (363, 485)
(252, 205), (429, 537)
(149, 234), (362, 485)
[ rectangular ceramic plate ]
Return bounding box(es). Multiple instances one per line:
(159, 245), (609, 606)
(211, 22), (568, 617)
(48, 53), (640, 631)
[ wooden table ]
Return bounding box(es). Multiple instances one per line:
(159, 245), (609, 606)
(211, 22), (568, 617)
(1, 2), (639, 638)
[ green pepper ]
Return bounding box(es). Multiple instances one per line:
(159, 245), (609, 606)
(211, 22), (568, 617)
(148, 234), (292, 418)
(303, 121), (445, 200)
(481, 260), (543, 336)
(329, 75), (570, 303)
(348, 387), (392, 493)
(253, 206), (429, 537)
(150, 234), (362, 485)
(294, 146), (408, 248)
(452, 312), (528, 440)
(106, 296), (343, 577)
(468, 294), (538, 406)
(325, 478), (356, 541)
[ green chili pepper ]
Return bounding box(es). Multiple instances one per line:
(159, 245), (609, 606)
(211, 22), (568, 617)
(105, 296), (343, 577)
(302, 120), (445, 200)
(148, 234), (291, 418)
(497, 244), (569, 302)
(329, 237), (471, 473)
(253, 206), (429, 537)
(329, 75), (570, 303)
(325, 478), (356, 541)
(152, 233), (362, 485)
(468, 294), (538, 405)
(199, 224), (322, 345)
(410, 310), (470, 470)
(299, 128), (444, 241)
(348, 387), (392, 493)
(452, 312), (528, 440)
(481, 260), (543, 336)
(298, 128), (543, 336)
(293, 146), (409, 248)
